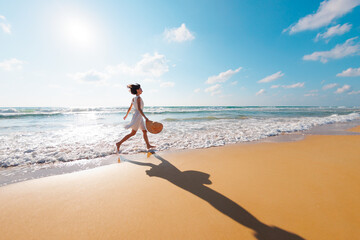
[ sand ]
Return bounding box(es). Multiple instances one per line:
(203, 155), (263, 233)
(0, 127), (360, 240)
(349, 125), (360, 133)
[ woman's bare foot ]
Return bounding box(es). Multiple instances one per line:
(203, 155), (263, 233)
(116, 142), (121, 153)
(147, 145), (155, 149)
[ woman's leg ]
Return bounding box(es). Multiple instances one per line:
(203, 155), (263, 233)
(116, 130), (137, 152)
(142, 130), (155, 149)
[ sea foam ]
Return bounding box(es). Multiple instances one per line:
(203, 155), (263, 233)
(0, 107), (359, 168)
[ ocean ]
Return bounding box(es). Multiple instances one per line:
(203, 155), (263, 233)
(1, 106), (359, 185)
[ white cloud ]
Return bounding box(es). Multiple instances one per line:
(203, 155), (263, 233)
(164, 23), (195, 42)
(106, 52), (168, 78)
(304, 90), (318, 97)
(205, 84), (221, 92)
(160, 81), (175, 88)
(315, 23), (352, 42)
(282, 82), (305, 89)
(206, 67), (242, 84)
(231, 81), (238, 85)
(303, 37), (360, 63)
(304, 93), (318, 97)
(270, 83), (304, 89)
(337, 67), (360, 77)
(284, 0), (360, 34)
(69, 53), (169, 87)
(194, 88), (201, 93)
(205, 84), (222, 96)
(348, 90), (360, 95)
(70, 70), (109, 83)
(210, 91), (222, 96)
(258, 71), (284, 83)
(335, 84), (351, 94)
(323, 83), (338, 90)
(256, 89), (266, 96)
(0, 15), (11, 34)
(0, 58), (24, 71)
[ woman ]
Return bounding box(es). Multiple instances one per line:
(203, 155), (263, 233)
(116, 84), (155, 153)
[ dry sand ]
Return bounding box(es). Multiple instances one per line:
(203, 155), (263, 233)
(0, 127), (359, 240)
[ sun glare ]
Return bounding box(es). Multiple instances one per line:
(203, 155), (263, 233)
(57, 13), (97, 49)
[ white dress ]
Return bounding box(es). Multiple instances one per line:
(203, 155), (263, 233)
(125, 96), (146, 131)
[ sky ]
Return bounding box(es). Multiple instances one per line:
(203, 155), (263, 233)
(0, 0), (360, 107)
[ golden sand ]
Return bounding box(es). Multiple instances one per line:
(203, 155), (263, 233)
(0, 131), (359, 240)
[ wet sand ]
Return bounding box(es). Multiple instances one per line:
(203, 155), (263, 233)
(0, 126), (359, 239)
(349, 125), (360, 132)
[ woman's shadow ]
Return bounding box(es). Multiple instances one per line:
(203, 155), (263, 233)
(124, 154), (304, 240)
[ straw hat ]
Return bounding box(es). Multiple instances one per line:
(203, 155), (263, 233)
(146, 120), (163, 134)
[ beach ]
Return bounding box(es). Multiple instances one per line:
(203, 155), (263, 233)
(0, 125), (359, 240)
(2, 0), (360, 239)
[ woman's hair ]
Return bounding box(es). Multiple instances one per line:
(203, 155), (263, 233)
(127, 83), (141, 95)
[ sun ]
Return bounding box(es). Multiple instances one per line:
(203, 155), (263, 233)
(64, 17), (92, 45)
(57, 12), (97, 49)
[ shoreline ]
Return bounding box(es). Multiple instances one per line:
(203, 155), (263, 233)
(1, 119), (360, 187)
(0, 124), (359, 239)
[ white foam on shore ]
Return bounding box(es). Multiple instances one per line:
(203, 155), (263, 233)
(0, 112), (359, 168)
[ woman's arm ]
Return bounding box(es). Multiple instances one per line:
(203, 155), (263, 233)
(137, 97), (149, 121)
(124, 103), (133, 120)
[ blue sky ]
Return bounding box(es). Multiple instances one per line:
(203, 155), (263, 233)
(0, 0), (360, 107)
